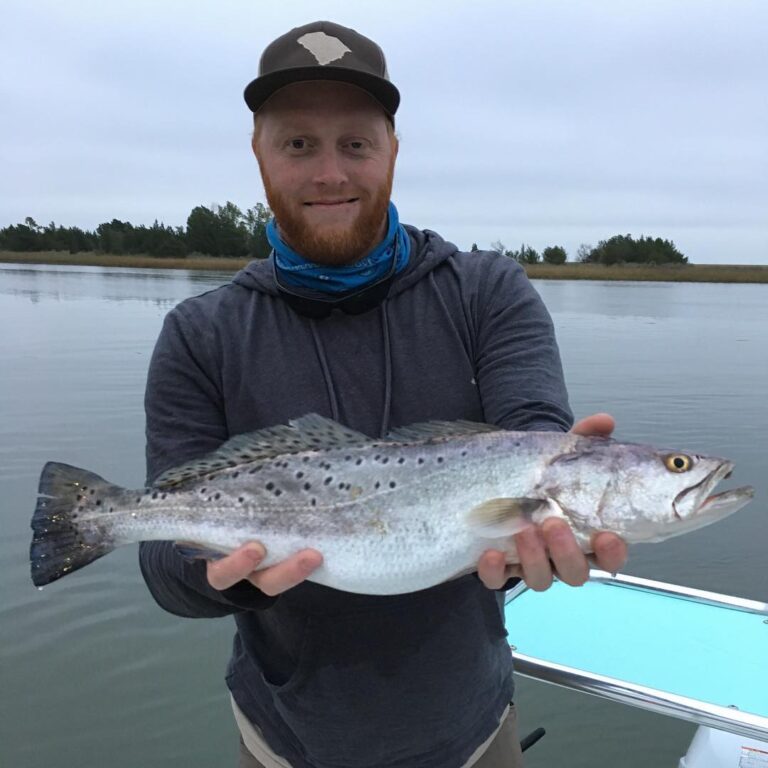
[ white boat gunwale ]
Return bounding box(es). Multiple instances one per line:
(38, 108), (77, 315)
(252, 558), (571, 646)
(505, 570), (768, 742)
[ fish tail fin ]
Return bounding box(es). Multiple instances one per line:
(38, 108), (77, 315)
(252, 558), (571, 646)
(30, 462), (120, 587)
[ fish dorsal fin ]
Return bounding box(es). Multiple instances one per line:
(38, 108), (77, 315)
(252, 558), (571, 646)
(153, 414), (375, 488)
(386, 420), (500, 443)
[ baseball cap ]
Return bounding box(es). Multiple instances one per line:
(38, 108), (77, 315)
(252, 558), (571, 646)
(243, 21), (400, 120)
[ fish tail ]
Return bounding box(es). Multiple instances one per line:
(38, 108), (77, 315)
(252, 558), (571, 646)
(30, 462), (120, 587)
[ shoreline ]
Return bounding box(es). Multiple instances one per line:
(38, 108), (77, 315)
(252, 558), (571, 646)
(1, 251), (767, 283)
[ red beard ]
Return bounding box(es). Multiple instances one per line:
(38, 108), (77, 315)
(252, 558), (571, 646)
(259, 162), (394, 266)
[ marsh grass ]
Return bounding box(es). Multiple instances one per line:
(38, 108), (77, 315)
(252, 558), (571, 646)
(1, 251), (766, 283)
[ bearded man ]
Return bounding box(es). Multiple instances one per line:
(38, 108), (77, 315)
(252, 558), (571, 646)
(139, 20), (626, 768)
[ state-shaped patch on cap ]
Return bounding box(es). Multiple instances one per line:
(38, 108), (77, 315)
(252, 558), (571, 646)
(297, 31), (352, 66)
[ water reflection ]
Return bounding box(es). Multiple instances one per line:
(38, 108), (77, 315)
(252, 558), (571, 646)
(0, 262), (233, 305)
(1, 264), (766, 768)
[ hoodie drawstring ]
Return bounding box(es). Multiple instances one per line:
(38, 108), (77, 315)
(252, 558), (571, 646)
(308, 306), (394, 437)
(309, 320), (341, 422)
(378, 301), (393, 438)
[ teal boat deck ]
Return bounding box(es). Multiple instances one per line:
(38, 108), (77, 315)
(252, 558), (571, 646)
(504, 571), (768, 740)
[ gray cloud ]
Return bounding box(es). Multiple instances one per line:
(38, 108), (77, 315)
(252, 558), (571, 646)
(1, 0), (765, 263)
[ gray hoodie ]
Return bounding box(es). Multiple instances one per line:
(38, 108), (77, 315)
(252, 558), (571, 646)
(139, 225), (572, 768)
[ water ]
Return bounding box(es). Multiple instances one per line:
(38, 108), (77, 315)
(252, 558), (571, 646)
(1, 264), (766, 767)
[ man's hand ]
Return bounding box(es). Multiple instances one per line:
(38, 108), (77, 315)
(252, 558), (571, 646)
(207, 542), (323, 597)
(477, 413), (628, 592)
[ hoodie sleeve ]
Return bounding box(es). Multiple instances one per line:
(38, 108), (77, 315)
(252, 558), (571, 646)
(473, 255), (573, 433)
(139, 304), (276, 617)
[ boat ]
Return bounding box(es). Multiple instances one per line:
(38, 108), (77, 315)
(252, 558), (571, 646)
(504, 570), (768, 766)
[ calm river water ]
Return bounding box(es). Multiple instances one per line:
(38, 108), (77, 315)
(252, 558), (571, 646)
(1, 263), (766, 767)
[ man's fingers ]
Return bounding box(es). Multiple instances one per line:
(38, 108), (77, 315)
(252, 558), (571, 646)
(207, 542), (266, 591)
(478, 550), (523, 589)
(248, 549), (323, 597)
(478, 550), (506, 589)
(542, 519), (589, 586)
(570, 413), (615, 437)
(514, 527), (554, 592)
(591, 531), (628, 574)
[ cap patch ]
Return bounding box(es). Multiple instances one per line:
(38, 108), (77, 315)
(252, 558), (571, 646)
(297, 31), (351, 66)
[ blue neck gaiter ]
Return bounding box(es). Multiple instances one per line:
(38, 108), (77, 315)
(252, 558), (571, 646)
(268, 201), (410, 295)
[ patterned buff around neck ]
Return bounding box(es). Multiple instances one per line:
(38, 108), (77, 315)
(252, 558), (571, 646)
(268, 201), (410, 294)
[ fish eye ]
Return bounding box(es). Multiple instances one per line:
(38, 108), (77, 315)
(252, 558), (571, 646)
(664, 454), (693, 473)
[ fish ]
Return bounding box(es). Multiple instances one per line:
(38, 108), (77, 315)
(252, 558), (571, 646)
(29, 414), (754, 594)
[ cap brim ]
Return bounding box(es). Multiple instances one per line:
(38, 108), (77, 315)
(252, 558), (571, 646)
(244, 67), (400, 117)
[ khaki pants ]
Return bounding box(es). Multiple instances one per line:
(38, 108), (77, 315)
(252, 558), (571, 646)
(237, 705), (524, 768)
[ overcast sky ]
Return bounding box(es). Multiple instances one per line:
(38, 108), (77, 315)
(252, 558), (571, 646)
(2, 0), (766, 264)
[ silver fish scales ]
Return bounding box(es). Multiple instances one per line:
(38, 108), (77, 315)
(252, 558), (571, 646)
(30, 414), (754, 594)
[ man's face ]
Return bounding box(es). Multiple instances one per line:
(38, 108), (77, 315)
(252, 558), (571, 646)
(252, 81), (398, 265)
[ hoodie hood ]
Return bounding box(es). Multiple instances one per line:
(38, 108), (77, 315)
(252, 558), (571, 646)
(232, 225), (459, 299)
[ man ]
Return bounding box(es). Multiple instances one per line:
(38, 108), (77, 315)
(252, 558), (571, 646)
(139, 21), (627, 768)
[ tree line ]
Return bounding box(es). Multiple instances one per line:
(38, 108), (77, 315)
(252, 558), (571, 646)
(484, 235), (687, 265)
(0, 202), (272, 259)
(1, 206), (688, 266)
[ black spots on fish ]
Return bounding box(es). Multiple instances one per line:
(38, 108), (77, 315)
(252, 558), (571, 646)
(273, 489), (282, 497)
(295, 471), (304, 479)
(323, 476), (333, 486)
(135, 497), (141, 504)
(161, 493), (167, 500)
(152, 492), (158, 500)
(95, 500), (101, 506)
(232, 471), (240, 479)
(303, 482), (311, 491)
(266, 482), (275, 491)
(374, 481), (381, 490)
(302, 456), (311, 463)
(89, 489), (95, 495)
(238, 496), (244, 504)
(437, 457), (444, 464)
(344, 455), (352, 462)
(417, 458), (425, 465)
(310, 498), (316, 506)
(108, 506), (113, 513)
(397, 457), (405, 465)
(389, 481), (397, 489)
(214, 492), (221, 501)
(355, 458), (364, 466)
(460, 450), (467, 458)
(381, 457), (390, 465)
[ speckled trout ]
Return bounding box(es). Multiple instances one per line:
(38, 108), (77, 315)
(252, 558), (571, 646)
(30, 414), (754, 593)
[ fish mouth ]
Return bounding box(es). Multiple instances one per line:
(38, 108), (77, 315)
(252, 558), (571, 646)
(673, 461), (754, 520)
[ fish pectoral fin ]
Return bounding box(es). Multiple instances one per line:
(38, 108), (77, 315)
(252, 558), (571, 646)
(174, 541), (231, 562)
(466, 497), (546, 537)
